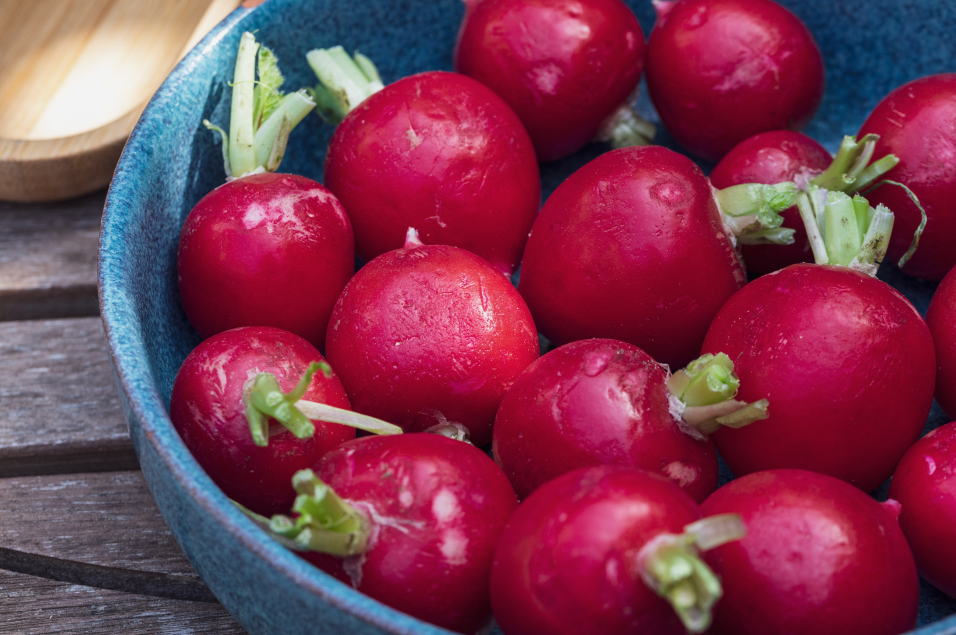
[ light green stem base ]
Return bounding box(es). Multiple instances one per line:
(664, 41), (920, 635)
(306, 46), (384, 124)
(668, 354), (769, 435)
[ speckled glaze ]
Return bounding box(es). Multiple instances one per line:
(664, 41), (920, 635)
(169, 326), (353, 516)
(492, 339), (718, 501)
(324, 71), (540, 277)
(325, 240), (539, 447)
(702, 469), (919, 635)
(702, 265), (936, 493)
(98, 0), (956, 633)
(709, 130), (832, 275)
(454, 0), (645, 162)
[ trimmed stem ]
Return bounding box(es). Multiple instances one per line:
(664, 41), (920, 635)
(243, 362), (402, 447)
(253, 90), (316, 171)
(638, 514), (746, 633)
(241, 470), (371, 557)
(810, 134), (899, 195)
(667, 354), (769, 436)
(714, 182), (797, 245)
(796, 189), (829, 264)
(861, 179), (927, 268)
(594, 102), (656, 148)
(229, 32), (259, 177)
(306, 46), (384, 124)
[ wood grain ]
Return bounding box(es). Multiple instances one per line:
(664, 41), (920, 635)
(0, 317), (137, 477)
(0, 569), (245, 634)
(0, 191), (103, 321)
(0, 471), (216, 602)
(0, 0), (241, 202)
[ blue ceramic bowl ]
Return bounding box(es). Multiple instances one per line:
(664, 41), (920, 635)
(100, 0), (956, 633)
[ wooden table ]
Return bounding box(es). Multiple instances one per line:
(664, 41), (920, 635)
(0, 191), (246, 633)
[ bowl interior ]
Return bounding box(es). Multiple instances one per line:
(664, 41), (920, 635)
(100, 0), (956, 633)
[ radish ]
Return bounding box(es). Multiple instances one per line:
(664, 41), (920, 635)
(243, 433), (518, 634)
(927, 267), (956, 418)
(645, 0), (825, 162)
(454, 0), (655, 162)
(517, 145), (798, 368)
(701, 184), (935, 491)
(178, 33), (352, 349)
(493, 339), (769, 501)
(170, 326), (400, 515)
(701, 469), (919, 635)
(325, 230), (539, 446)
(858, 73), (956, 280)
(308, 50), (540, 276)
(889, 421), (956, 598)
(178, 172), (354, 350)
(490, 466), (746, 635)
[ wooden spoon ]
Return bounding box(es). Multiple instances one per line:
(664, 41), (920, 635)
(0, 0), (241, 202)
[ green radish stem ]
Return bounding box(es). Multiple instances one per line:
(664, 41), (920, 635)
(593, 97), (657, 149)
(306, 46), (384, 124)
(203, 32), (315, 178)
(860, 179), (928, 268)
(236, 469), (370, 557)
(667, 354), (769, 436)
(242, 362), (402, 447)
(638, 514), (746, 633)
(714, 182), (798, 245)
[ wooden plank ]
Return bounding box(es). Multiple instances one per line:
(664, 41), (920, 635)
(0, 191), (103, 321)
(0, 569), (245, 634)
(0, 471), (214, 602)
(0, 316), (137, 477)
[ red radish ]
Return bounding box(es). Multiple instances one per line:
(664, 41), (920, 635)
(927, 267), (956, 418)
(169, 326), (355, 515)
(518, 145), (801, 368)
(325, 230), (539, 446)
(178, 173), (354, 350)
(701, 469), (919, 635)
(710, 131), (832, 274)
(454, 0), (654, 162)
(645, 0), (825, 162)
(309, 49), (540, 276)
(859, 74), (956, 280)
(889, 422), (956, 598)
(490, 466), (746, 635)
(249, 433), (518, 634)
(493, 339), (770, 502)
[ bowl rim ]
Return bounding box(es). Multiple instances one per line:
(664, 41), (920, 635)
(97, 2), (457, 633)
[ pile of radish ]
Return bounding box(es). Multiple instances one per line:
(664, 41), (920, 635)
(165, 2), (956, 633)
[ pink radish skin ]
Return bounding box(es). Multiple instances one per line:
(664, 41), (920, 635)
(177, 173), (353, 350)
(927, 267), (956, 417)
(301, 434), (518, 635)
(493, 339), (717, 501)
(646, 0), (825, 162)
(858, 74), (956, 280)
(491, 466), (720, 635)
(454, 0), (645, 162)
(701, 264), (935, 492)
(702, 469), (919, 635)
(518, 145), (745, 369)
(169, 326), (353, 515)
(323, 71), (540, 276)
(325, 236), (539, 446)
(709, 130), (832, 275)
(889, 422), (956, 599)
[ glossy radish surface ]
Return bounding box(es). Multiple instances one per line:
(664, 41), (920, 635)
(169, 326), (353, 515)
(325, 235), (539, 446)
(518, 145), (744, 368)
(859, 73), (956, 280)
(710, 130), (832, 275)
(454, 0), (646, 162)
(701, 264), (935, 491)
(890, 422), (956, 599)
(493, 339), (718, 501)
(323, 71), (540, 276)
(646, 0), (825, 162)
(928, 267), (956, 418)
(491, 466), (739, 635)
(177, 173), (353, 350)
(702, 469), (919, 635)
(298, 434), (518, 634)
